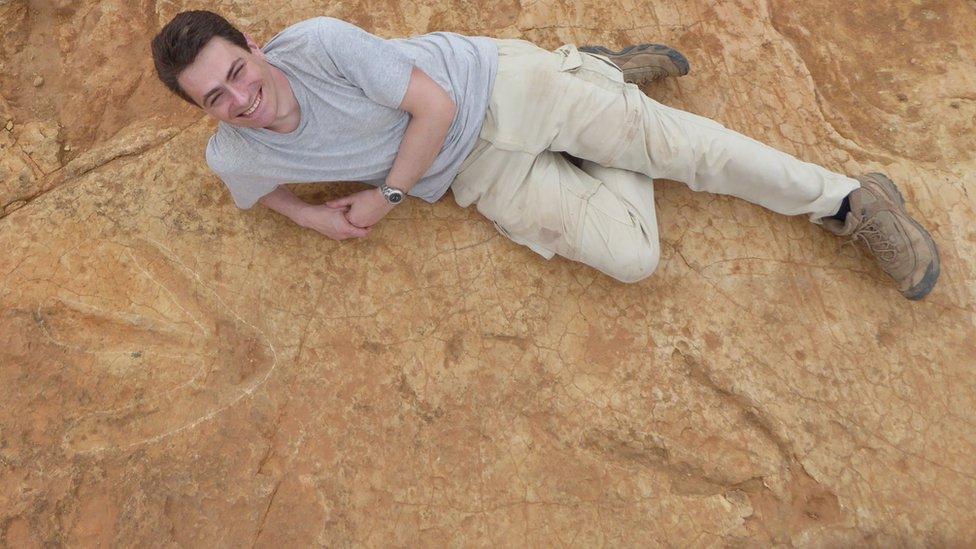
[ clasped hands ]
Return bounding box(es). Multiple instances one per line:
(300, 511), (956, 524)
(298, 186), (395, 241)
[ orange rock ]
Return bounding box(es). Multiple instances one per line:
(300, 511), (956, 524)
(0, 1), (974, 546)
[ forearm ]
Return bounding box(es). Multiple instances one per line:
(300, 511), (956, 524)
(386, 104), (456, 193)
(258, 186), (311, 226)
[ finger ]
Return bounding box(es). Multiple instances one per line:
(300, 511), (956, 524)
(326, 196), (355, 208)
(343, 223), (369, 238)
(334, 211), (368, 236)
(343, 212), (372, 229)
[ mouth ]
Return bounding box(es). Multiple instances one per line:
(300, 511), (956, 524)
(238, 87), (263, 118)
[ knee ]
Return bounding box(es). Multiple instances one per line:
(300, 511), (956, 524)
(604, 241), (660, 284)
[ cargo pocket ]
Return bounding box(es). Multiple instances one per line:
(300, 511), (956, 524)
(491, 220), (556, 260)
(585, 184), (640, 228)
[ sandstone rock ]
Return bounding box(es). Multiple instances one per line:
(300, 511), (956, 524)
(32, 75), (43, 87)
(13, 120), (61, 174)
(0, 106), (43, 210)
(0, 1), (974, 546)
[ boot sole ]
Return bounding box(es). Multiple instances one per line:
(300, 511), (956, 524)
(579, 44), (691, 83)
(862, 173), (941, 300)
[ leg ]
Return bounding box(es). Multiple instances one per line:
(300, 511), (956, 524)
(478, 39), (859, 222)
(452, 138), (659, 283)
(462, 38), (939, 297)
(576, 159), (661, 282)
(557, 43), (940, 298)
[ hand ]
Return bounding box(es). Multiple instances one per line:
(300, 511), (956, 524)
(297, 203), (371, 241)
(326, 187), (396, 229)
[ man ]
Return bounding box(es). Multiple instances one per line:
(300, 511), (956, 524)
(151, 11), (940, 299)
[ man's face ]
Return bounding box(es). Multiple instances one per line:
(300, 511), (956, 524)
(177, 36), (279, 128)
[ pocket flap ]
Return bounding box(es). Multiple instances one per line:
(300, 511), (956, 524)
(554, 44), (584, 72)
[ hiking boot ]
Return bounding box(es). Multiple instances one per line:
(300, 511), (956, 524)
(578, 44), (690, 84)
(821, 173), (940, 300)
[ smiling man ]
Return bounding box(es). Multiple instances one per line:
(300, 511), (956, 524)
(153, 12), (474, 237)
(152, 11), (940, 299)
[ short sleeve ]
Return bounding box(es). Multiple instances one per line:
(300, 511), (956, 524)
(313, 17), (414, 109)
(206, 137), (279, 210)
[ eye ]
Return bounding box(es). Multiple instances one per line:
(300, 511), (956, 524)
(233, 63), (244, 79)
(209, 93), (222, 107)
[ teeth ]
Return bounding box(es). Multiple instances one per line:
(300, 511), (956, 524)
(242, 91), (261, 117)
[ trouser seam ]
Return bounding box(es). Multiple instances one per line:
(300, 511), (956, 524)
(604, 98), (643, 167)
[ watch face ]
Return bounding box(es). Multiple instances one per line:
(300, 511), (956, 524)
(389, 192), (403, 204)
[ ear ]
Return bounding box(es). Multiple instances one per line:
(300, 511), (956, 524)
(244, 34), (265, 59)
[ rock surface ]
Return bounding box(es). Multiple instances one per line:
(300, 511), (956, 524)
(1, 0), (974, 546)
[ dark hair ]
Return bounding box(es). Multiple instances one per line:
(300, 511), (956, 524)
(151, 10), (249, 105)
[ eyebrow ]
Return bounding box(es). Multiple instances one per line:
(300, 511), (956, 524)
(201, 58), (243, 107)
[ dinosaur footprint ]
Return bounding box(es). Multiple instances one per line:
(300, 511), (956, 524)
(46, 237), (277, 455)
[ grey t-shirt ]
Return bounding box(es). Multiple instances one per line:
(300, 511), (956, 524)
(205, 17), (498, 209)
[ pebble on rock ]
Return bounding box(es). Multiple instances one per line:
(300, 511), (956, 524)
(33, 76), (44, 87)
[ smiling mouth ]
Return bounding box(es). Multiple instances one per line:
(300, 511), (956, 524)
(239, 87), (262, 118)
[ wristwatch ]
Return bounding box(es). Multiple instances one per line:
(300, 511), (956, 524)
(378, 182), (405, 205)
(378, 181), (406, 205)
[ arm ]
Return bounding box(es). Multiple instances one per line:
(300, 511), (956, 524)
(260, 185), (370, 240)
(329, 67), (457, 227)
(259, 186), (312, 224)
(387, 66), (457, 193)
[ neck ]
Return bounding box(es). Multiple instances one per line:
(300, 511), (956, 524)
(265, 65), (301, 133)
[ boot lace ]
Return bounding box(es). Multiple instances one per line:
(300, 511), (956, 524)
(839, 217), (898, 264)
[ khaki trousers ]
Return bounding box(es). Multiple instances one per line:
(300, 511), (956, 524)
(450, 39), (860, 282)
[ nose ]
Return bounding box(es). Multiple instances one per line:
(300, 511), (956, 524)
(228, 83), (250, 108)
